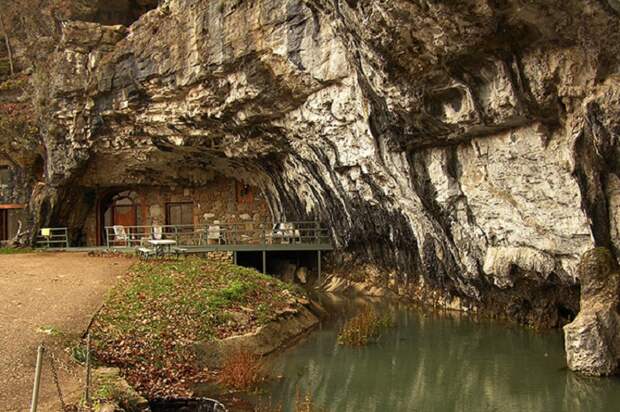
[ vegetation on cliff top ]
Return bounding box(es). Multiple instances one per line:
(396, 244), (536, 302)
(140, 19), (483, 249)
(92, 258), (304, 397)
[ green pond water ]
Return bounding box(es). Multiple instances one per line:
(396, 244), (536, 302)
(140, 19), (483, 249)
(251, 296), (619, 412)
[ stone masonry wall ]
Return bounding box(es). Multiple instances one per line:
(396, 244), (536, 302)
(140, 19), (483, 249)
(82, 176), (270, 246)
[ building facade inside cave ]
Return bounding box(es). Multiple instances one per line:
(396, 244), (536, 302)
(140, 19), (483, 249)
(0, 158), (271, 246)
(81, 176), (271, 246)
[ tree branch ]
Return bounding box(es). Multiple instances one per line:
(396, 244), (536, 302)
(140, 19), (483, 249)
(0, 14), (15, 76)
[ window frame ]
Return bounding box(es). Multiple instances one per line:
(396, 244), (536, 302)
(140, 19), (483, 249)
(0, 166), (11, 187)
(165, 202), (194, 227)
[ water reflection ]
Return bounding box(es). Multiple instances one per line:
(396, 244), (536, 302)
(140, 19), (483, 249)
(258, 296), (619, 412)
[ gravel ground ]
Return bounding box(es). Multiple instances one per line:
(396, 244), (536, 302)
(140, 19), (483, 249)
(0, 252), (133, 411)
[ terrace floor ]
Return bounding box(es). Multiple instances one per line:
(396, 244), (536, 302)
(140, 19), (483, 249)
(0, 252), (133, 411)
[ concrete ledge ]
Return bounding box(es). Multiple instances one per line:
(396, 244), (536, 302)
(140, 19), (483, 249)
(193, 305), (320, 368)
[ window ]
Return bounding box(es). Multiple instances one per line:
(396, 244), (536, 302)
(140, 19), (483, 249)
(0, 166), (10, 186)
(236, 181), (254, 204)
(166, 202), (193, 227)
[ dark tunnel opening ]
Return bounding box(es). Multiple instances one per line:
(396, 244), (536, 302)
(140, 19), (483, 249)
(89, 0), (159, 26)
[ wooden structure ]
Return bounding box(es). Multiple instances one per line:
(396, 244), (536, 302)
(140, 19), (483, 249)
(36, 222), (333, 279)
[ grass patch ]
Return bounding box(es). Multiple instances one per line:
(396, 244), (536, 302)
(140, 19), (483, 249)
(337, 307), (394, 346)
(0, 247), (34, 254)
(0, 75), (28, 92)
(36, 324), (63, 336)
(92, 258), (304, 397)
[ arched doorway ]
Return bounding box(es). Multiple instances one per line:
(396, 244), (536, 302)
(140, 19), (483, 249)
(98, 190), (141, 245)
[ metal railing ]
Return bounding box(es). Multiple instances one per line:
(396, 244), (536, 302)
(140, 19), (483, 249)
(35, 227), (69, 248)
(104, 221), (331, 249)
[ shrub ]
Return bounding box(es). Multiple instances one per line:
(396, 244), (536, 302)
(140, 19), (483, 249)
(218, 348), (264, 390)
(337, 307), (394, 346)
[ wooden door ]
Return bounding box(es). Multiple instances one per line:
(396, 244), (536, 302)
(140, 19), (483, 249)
(113, 205), (137, 227)
(0, 210), (7, 241)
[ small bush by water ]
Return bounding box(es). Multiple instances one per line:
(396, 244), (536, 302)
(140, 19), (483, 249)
(91, 258), (304, 397)
(337, 307), (394, 346)
(218, 348), (264, 390)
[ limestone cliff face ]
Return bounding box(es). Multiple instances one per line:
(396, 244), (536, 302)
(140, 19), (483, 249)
(19, 0), (620, 324)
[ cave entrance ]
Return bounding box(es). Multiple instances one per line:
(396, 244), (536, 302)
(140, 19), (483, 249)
(92, 0), (159, 26)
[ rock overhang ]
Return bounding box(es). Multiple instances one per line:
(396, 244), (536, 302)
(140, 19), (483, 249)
(12, 0), (620, 326)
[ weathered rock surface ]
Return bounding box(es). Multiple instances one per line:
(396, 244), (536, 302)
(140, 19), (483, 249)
(92, 367), (150, 411)
(564, 248), (620, 376)
(4, 0), (620, 325)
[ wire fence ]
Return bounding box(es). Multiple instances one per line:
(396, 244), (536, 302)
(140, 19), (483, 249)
(29, 335), (228, 411)
(29, 336), (90, 412)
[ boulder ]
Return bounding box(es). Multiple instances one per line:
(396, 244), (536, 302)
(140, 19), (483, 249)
(563, 248), (620, 376)
(92, 367), (150, 411)
(295, 266), (308, 284)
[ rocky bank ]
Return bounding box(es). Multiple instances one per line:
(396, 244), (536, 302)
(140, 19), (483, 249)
(564, 248), (620, 376)
(2, 0), (620, 327)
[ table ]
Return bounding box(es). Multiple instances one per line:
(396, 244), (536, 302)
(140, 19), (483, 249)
(148, 239), (177, 257)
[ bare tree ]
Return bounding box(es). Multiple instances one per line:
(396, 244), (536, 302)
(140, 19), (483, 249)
(0, 13), (14, 76)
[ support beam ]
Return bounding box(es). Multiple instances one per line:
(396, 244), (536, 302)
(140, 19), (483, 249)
(262, 250), (266, 274)
(233, 250), (237, 265)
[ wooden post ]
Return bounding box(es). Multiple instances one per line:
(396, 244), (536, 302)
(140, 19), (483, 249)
(85, 334), (91, 407)
(30, 345), (44, 412)
(233, 250), (237, 265)
(262, 250), (266, 274)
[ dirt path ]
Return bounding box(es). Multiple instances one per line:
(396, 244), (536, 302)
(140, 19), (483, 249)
(0, 252), (134, 411)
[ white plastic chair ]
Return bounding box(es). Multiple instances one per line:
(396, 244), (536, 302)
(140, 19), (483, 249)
(207, 221), (222, 244)
(152, 225), (163, 240)
(113, 225), (128, 245)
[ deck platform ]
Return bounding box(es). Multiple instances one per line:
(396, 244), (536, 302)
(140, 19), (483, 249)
(37, 221), (333, 279)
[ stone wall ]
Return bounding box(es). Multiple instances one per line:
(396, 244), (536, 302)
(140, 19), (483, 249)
(82, 175), (270, 246)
